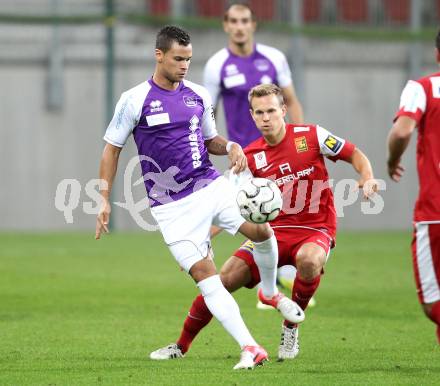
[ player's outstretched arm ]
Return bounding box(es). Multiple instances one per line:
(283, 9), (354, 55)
(204, 136), (247, 173)
(346, 148), (378, 199)
(95, 143), (122, 239)
(386, 116), (417, 182)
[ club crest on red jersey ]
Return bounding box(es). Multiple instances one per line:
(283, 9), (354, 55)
(254, 151), (268, 169)
(295, 136), (308, 153)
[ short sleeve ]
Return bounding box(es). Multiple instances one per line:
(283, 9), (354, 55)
(201, 94), (218, 140)
(103, 92), (137, 147)
(256, 44), (292, 88)
(274, 51), (293, 88)
(316, 125), (355, 161)
(394, 80), (426, 124)
(203, 49), (228, 106)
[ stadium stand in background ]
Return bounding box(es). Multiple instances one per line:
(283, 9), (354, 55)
(1, 0), (440, 26)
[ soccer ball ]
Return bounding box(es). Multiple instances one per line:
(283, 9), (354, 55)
(236, 178), (283, 223)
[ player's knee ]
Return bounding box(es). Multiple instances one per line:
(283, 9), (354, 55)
(219, 271), (234, 292)
(189, 259), (217, 283)
(296, 254), (322, 280)
(253, 223), (272, 242)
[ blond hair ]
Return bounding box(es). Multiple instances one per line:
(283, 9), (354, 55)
(248, 84), (285, 109)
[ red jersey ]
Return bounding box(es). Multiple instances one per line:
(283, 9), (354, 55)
(395, 72), (440, 222)
(244, 124), (355, 240)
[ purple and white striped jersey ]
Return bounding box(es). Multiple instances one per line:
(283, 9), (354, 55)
(203, 43), (293, 147)
(104, 78), (220, 207)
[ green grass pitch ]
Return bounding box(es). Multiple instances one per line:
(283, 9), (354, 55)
(0, 231), (438, 385)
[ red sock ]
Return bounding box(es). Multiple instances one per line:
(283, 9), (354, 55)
(176, 294), (213, 354)
(285, 274), (320, 327)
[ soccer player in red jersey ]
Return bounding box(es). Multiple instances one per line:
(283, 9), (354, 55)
(150, 84), (378, 360)
(387, 30), (440, 344)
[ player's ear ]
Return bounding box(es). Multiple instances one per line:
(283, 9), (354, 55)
(155, 49), (164, 63)
(436, 48), (440, 63)
(281, 104), (287, 117)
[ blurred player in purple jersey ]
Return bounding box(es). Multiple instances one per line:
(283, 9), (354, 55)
(204, 3), (304, 147)
(95, 26), (305, 369)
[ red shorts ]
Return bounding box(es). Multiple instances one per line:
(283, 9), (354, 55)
(411, 222), (440, 304)
(234, 226), (333, 289)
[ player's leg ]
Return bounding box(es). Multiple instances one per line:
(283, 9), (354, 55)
(178, 256), (254, 354)
(292, 241), (327, 313)
(422, 301), (440, 344)
(150, 255), (255, 359)
(238, 222), (278, 296)
(257, 266), (316, 310)
(278, 234), (331, 360)
(189, 255), (259, 349)
(238, 222), (305, 324)
(212, 177), (303, 324)
(150, 180), (267, 368)
(412, 223), (440, 344)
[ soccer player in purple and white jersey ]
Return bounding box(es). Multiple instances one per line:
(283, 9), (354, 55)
(95, 26), (305, 369)
(203, 3), (304, 148)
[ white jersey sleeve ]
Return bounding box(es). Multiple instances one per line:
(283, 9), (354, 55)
(183, 80), (218, 140)
(316, 125), (348, 157)
(399, 80), (427, 114)
(103, 81), (149, 147)
(256, 44), (292, 88)
(203, 48), (229, 106)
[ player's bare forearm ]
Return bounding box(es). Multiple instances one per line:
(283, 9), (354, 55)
(348, 148), (374, 181)
(95, 143), (121, 239)
(347, 148), (378, 198)
(387, 134), (410, 166)
(205, 136), (247, 173)
(387, 117), (415, 165)
(205, 135), (228, 155)
(386, 116), (416, 181)
(99, 143), (122, 199)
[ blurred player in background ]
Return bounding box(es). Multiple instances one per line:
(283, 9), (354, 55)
(150, 84), (378, 361)
(205, 2), (305, 304)
(387, 30), (440, 344)
(95, 26), (305, 369)
(204, 3), (304, 147)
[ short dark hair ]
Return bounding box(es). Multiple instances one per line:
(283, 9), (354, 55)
(248, 84), (285, 109)
(436, 29), (440, 51)
(224, 3), (256, 22)
(155, 25), (191, 53)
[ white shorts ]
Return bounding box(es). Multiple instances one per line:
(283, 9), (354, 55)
(412, 222), (440, 304)
(150, 176), (246, 273)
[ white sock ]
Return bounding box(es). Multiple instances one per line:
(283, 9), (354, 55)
(253, 233), (278, 298)
(197, 275), (257, 348)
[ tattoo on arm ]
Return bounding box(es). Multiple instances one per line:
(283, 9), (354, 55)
(206, 136), (228, 155)
(210, 141), (226, 153)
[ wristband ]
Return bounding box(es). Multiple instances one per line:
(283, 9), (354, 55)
(226, 141), (236, 153)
